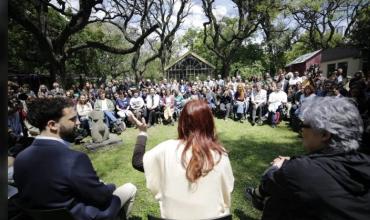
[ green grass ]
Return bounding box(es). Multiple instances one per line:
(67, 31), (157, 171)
(73, 119), (303, 220)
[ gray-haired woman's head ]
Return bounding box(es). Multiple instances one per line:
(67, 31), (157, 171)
(300, 97), (363, 152)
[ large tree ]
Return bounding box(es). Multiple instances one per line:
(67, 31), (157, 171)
(9, 0), (159, 86)
(288, 0), (369, 50)
(201, 0), (283, 77)
(129, 0), (191, 82)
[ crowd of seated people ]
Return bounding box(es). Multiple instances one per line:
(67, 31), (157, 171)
(7, 66), (370, 144)
(6, 66), (370, 220)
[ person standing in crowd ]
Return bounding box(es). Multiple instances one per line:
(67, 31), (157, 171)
(130, 100), (234, 219)
(251, 82), (267, 126)
(247, 97), (370, 220)
(145, 88), (160, 127)
(11, 97), (137, 220)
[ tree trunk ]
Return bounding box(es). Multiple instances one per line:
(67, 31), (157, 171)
(160, 55), (166, 79)
(220, 59), (231, 78)
(49, 57), (67, 88)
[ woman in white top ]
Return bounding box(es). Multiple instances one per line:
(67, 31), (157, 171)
(76, 94), (93, 131)
(130, 100), (234, 219)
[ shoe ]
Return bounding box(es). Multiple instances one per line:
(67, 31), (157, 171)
(245, 187), (265, 211)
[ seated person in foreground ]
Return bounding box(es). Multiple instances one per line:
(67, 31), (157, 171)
(130, 100), (234, 219)
(248, 97), (370, 220)
(12, 97), (137, 220)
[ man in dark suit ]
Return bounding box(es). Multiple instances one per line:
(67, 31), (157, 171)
(12, 97), (136, 220)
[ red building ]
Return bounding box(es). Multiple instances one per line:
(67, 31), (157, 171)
(285, 49), (322, 74)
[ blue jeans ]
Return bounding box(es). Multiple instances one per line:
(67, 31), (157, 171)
(104, 111), (118, 128)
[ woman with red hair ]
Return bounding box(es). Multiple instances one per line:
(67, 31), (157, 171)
(130, 100), (234, 219)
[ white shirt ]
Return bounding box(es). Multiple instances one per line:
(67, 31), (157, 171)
(101, 99), (108, 111)
(76, 103), (93, 118)
(289, 76), (302, 86)
(268, 91), (287, 112)
(251, 89), (267, 104)
(146, 94), (160, 109)
(130, 97), (144, 110)
(143, 139), (234, 219)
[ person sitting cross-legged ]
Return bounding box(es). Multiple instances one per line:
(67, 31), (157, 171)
(130, 100), (234, 219)
(11, 97), (137, 220)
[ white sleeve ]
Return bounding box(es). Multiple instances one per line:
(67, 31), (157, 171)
(221, 155), (234, 210)
(143, 144), (165, 199)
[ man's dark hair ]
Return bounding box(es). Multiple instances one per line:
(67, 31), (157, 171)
(27, 97), (74, 131)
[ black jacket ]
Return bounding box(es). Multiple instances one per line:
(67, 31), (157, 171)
(13, 138), (120, 220)
(261, 148), (370, 220)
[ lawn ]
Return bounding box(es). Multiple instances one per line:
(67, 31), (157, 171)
(73, 119), (303, 220)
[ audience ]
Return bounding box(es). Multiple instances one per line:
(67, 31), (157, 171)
(7, 65), (370, 219)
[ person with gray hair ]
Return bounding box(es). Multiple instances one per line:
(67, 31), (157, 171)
(246, 96), (370, 220)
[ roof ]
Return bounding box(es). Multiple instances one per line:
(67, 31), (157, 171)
(165, 51), (216, 71)
(321, 47), (361, 62)
(286, 49), (322, 67)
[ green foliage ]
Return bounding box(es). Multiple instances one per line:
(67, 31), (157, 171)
(180, 28), (218, 66)
(231, 61), (265, 79)
(350, 5), (370, 50)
